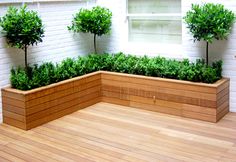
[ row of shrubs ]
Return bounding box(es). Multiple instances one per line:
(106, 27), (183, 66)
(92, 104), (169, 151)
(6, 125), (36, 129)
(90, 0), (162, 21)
(11, 53), (223, 90)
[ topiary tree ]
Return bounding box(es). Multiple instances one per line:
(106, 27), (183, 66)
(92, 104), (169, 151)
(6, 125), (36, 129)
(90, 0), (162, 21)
(0, 5), (44, 68)
(184, 3), (235, 65)
(68, 6), (112, 54)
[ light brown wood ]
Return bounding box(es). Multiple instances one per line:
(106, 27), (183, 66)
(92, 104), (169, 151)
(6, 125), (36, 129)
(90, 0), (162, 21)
(1, 71), (230, 130)
(100, 71), (225, 93)
(2, 72), (102, 130)
(0, 102), (236, 161)
(100, 71), (229, 122)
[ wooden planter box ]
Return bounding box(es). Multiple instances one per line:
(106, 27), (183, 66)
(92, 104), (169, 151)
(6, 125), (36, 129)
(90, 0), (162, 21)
(2, 71), (229, 130)
(2, 72), (102, 130)
(101, 71), (229, 123)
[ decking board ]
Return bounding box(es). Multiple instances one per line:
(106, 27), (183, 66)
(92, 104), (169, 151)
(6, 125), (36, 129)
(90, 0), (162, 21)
(1, 103), (236, 161)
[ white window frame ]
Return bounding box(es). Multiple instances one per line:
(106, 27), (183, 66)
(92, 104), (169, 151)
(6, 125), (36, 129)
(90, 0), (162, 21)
(124, 0), (183, 56)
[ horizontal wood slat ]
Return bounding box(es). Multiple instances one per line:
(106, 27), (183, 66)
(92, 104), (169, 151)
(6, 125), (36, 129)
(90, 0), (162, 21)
(1, 71), (230, 130)
(102, 84), (217, 108)
(26, 91), (101, 123)
(26, 85), (101, 115)
(100, 71), (224, 93)
(3, 110), (26, 123)
(100, 72), (229, 122)
(2, 103), (25, 115)
(3, 117), (26, 130)
(2, 72), (102, 130)
(27, 97), (101, 130)
(2, 97), (25, 109)
(102, 79), (217, 101)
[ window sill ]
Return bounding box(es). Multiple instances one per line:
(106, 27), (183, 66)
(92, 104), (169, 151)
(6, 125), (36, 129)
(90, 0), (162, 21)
(0, 0), (86, 4)
(122, 42), (183, 58)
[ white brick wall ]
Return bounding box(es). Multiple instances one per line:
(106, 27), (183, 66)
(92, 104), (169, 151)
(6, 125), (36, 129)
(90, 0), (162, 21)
(0, 0), (236, 115)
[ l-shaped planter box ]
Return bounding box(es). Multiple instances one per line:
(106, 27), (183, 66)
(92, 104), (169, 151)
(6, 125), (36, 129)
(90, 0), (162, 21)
(2, 71), (230, 130)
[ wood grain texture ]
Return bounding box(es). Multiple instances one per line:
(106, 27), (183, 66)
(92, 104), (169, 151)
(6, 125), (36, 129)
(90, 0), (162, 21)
(2, 72), (102, 130)
(0, 102), (236, 161)
(100, 71), (230, 123)
(1, 71), (230, 130)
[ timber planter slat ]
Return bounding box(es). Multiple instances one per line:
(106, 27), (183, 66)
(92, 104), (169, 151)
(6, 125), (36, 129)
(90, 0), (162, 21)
(1, 71), (230, 130)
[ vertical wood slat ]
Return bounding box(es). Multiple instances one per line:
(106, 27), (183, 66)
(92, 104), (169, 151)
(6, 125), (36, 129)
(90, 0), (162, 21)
(1, 71), (230, 130)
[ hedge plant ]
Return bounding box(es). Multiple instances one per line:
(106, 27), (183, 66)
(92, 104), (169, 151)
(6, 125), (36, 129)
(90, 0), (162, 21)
(11, 53), (222, 90)
(68, 6), (112, 53)
(0, 5), (44, 68)
(184, 3), (235, 65)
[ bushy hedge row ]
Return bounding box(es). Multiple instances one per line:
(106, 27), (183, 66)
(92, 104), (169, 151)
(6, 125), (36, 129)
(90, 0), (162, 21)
(11, 53), (222, 90)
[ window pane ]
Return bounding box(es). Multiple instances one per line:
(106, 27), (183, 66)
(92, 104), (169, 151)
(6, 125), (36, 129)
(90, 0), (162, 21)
(129, 17), (182, 44)
(128, 0), (181, 14)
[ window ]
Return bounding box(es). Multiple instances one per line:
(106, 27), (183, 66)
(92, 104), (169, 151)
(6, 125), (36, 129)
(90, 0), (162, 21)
(127, 0), (182, 44)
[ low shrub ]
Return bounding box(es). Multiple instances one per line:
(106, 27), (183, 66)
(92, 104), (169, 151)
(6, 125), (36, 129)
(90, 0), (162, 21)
(11, 53), (223, 90)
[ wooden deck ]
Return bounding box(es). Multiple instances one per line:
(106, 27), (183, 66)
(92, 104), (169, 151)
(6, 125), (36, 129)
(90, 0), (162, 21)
(0, 102), (236, 162)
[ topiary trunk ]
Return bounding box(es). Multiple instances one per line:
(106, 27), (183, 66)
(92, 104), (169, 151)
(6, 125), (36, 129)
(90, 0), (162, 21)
(24, 45), (28, 68)
(206, 41), (209, 65)
(94, 34), (97, 54)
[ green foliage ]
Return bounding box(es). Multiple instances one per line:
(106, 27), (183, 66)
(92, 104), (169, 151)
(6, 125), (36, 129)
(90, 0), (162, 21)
(68, 6), (112, 53)
(55, 58), (77, 82)
(0, 5), (44, 67)
(11, 53), (223, 90)
(68, 6), (112, 36)
(29, 63), (56, 89)
(184, 3), (235, 65)
(11, 67), (31, 90)
(184, 3), (235, 43)
(0, 5), (44, 49)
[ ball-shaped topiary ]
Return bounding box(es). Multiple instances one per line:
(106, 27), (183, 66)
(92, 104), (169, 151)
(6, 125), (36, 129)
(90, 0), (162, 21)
(184, 3), (235, 65)
(68, 6), (112, 53)
(0, 5), (44, 68)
